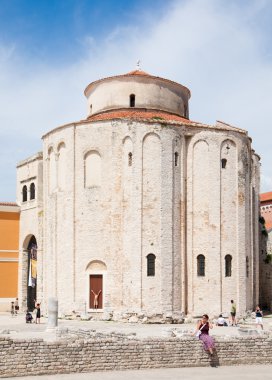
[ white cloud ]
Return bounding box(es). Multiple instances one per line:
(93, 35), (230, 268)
(0, 0), (271, 200)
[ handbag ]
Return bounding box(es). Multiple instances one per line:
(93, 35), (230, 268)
(195, 323), (206, 338)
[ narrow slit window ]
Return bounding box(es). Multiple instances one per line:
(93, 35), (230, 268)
(225, 255), (232, 277)
(147, 254), (156, 276)
(174, 152), (179, 167)
(22, 185), (28, 202)
(30, 183), (35, 200)
(128, 152), (133, 166)
(246, 256), (249, 278)
(197, 254), (205, 276)
(184, 104), (187, 118)
(130, 94), (135, 107)
(221, 158), (227, 169)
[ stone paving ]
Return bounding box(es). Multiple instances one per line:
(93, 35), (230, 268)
(1, 312), (272, 340)
(6, 365), (272, 380)
(1, 312), (272, 379)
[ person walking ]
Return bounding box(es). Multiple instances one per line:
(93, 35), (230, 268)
(230, 300), (237, 326)
(255, 306), (264, 330)
(10, 301), (15, 317)
(192, 314), (215, 355)
(34, 300), (41, 324)
(14, 298), (19, 315)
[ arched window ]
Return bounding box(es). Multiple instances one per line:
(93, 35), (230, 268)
(246, 256), (249, 278)
(30, 183), (35, 200)
(197, 254), (205, 276)
(225, 255), (232, 277)
(85, 151), (101, 188)
(130, 94), (135, 107)
(22, 185), (28, 202)
(48, 147), (56, 193)
(174, 152), (179, 167)
(57, 143), (66, 191)
(147, 254), (156, 276)
(128, 152), (133, 166)
(221, 158), (227, 169)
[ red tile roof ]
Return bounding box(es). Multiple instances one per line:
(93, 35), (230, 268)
(0, 202), (18, 207)
(87, 109), (201, 125)
(125, 69), (151, 76)
(260, 192), (272, 202)
(42, 108), (248, 139)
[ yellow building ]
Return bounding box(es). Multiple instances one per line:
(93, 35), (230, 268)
(0, 202), (20, 311)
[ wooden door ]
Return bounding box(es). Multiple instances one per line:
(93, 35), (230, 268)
(89, 275), (103, 309)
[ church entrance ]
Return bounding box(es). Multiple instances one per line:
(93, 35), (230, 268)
(89, 275), (103, 309)
(26, 236), (37, 311)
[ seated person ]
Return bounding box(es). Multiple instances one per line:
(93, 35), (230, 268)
(216, 314), (228, 326)
(25, 310), (33, 323)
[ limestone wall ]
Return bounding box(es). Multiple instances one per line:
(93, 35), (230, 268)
(1, 335), (272, 378)
(85, 75), (190, 117)
(16, 152), (43, 310)
(186, 130), (259, 317)
(39, 117), (260, 320)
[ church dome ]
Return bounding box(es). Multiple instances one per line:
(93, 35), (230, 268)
(84, 69), (191, 119)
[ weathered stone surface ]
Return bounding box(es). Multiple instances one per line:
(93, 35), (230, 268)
(47, 297), (58, 329)
(16, 71), (261, 321)
(129, 316), (139, 323)
(1, 335), (272, 378)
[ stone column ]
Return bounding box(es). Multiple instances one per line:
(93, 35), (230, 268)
(47, 297), (58, 329)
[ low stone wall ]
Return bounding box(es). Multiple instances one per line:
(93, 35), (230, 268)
(1, 335), (272, 378)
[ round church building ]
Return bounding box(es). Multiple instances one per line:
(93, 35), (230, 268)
(17, 69), (260, 321)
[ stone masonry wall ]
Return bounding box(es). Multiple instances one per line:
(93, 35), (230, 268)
(1, 335), (272, 378)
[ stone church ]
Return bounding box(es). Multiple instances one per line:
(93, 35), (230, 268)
(17, 69), (260, 321)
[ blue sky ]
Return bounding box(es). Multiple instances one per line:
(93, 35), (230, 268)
(0, 0), (272, 200)
(0, 0), (167, 63)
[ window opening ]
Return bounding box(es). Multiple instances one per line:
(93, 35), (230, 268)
(174, 152), (179, 167)
(221, 158), (227, 169)
(130, 94), (135, 107)
(22, 185), (27, 202)
(128, 152), (133, 166)
(30, 183), (35, 200)
(225, 255), (232, 277)
(147, 254), (156, 276)
(197, 254), (205, 276)
(246, 256), (249, 278)
(184, 104), (187, 118)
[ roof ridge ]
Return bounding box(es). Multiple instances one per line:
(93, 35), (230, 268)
(0, 202), (18, 206)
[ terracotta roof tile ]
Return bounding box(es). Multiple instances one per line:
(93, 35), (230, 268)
(260, 192), (272, 202)
(87, 109), (199, 125)
(0, 202), (18, 206)
(43, 109), (248, 139)
(125, 69), (151, 76)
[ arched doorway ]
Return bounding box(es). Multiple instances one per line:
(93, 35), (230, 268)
(26, 236), (37, 311)
(86, 260), (107, 311)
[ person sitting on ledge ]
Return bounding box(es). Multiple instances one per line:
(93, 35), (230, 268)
(192, 314), (215, 355)
(216, 314), (228, 326)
